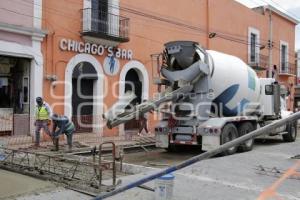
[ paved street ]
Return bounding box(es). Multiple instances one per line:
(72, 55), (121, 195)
(106, 137), (300, 200)
(1, 0), (300, 199)
(0, 135), (297, 200)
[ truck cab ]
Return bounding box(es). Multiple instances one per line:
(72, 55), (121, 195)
(257, 78), (296, 141)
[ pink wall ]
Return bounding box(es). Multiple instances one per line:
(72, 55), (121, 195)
(120, 0), (208, 59)
(207, 0), (296, 110)
(41, 0), (298, 136)
(122, 0), (297, 111)
(208, 0), (296, 67)
(120, 0), (296, 69)
(0, 0), (33, 28)
(0, 31), (32, 46)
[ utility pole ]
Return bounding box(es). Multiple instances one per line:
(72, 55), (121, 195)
(297, 50), (300, 85)
(268, 8), (273, 78)
(206, 0), (210, 49)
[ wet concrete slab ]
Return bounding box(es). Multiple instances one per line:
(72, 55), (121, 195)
(0, 169), (55, 200)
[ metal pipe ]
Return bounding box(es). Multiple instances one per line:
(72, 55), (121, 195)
(92, 112), (300, 200)
(106, 85), (193, 129)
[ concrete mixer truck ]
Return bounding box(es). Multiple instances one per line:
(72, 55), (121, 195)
(104, 41), (297, 155)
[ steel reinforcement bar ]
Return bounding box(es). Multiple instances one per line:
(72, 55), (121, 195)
(0, 145), (117, 193)
(92, 112), (300, 200)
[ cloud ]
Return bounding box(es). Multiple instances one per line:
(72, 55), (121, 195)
(275, 0), (300, 9)
(287, 7), (300, 50)
(296, 26), (300, 50)
(236, 0), (300, 10)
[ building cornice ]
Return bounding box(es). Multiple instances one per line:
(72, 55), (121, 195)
(0, 22), (47, 39)
(253, 5), (300, 25)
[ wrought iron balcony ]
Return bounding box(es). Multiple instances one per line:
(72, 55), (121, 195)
(248, 54), (269, 70)
(279, 62), (296, 76)
(82, 8), (129, 43)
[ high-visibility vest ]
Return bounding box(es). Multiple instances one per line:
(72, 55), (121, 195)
(36, 105), (49, 120)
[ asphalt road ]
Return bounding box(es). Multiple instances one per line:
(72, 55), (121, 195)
(108, 136), (300, 200)
(123, 137), (299, 167)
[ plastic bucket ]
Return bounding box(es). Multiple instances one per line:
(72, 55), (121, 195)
(155, 173), (175, 200)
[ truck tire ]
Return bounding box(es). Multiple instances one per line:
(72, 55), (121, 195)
(220, 123), (238, 156)
(165, 144), (178, 153)
(283, 122), (297, 142)
(238, 122), (255, 152)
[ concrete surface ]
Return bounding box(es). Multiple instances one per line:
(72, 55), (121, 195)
(0, 169), (54, 200)
(16, 188), (90, 200)
(3, 137), (300, 200)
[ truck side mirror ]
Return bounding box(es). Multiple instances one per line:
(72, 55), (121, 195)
(265, 85), (273, 95)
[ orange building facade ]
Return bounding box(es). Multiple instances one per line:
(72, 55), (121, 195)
(40, 0), (298, 137)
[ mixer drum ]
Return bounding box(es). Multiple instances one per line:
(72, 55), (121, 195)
(207, 50), (261, 116)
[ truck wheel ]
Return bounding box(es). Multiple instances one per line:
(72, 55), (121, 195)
(283, 122), (297, 142)
(165, 144), (178, 153)
(220, 123), (238, 156)
(238, 122), (255, 152)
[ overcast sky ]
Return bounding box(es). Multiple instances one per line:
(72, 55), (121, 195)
(236, 0), (300, 51)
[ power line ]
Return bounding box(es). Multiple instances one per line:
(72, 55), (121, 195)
(11, 0), (211, 39)
(17, 0), (81, 18)
(10, 0), (84, 23)
(0, 7), (43, 20)
(53, 0), (274, 48)
(8, 0), (278, 49)
(57, 0), (209, 34)
(250, 0), (300, 21)
(2, 0), (297, 77)
(10, 0), (201, 39)
(0, 6), (193, 44)
(211, 28), (270, 43)
(12, 0), (212, 41)
(211, 31), (297, 58)
(267, 0), (300, 21)
(2, 0), (297, 58)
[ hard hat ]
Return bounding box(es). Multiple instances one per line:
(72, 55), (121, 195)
(36, 97), (43, 104)
(51, 113), (59, 121)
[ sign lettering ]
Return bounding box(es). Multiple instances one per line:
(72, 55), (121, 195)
(59, 39), (133, 60)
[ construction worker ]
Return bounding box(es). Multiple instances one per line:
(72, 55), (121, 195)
(51, 114), (75, 151)
(137, 100), (153, 136)
(35, 97), (52, 147)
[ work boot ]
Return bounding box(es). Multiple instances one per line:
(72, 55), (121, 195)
(50, 138), (59, 151)
(65, 145), (72, 153)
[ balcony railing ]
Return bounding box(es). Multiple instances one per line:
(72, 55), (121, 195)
(248, 54), (269, 70)
(82, 8), (129, 43)
(279, 62), (296, 76)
